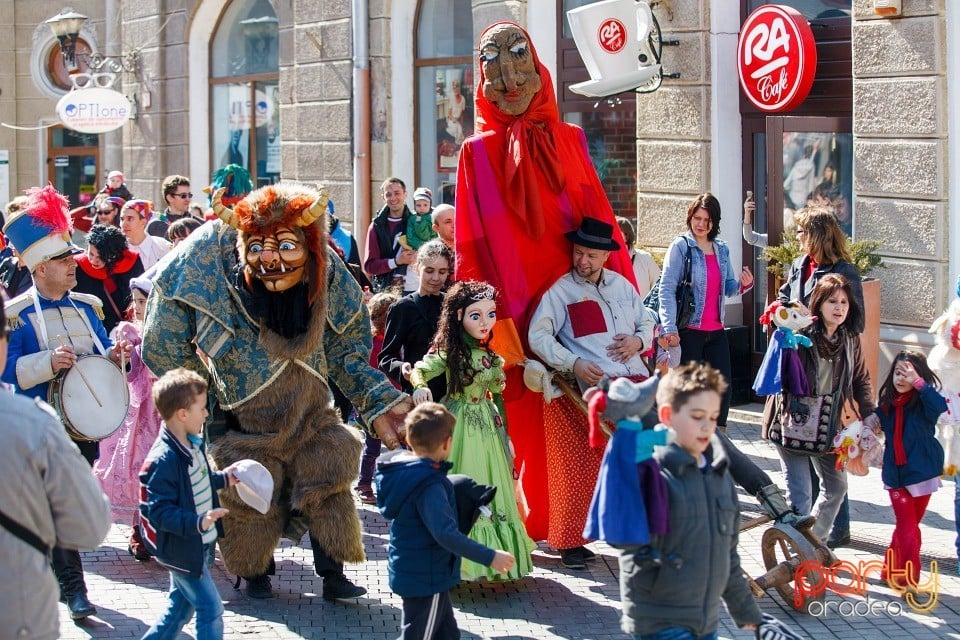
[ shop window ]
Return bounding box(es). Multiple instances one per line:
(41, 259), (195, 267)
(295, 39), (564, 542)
(415, 0), (474, 202)
(558, 0), (638, 222)
(209, 0), (280, 185)
(746, 1), (850, 19)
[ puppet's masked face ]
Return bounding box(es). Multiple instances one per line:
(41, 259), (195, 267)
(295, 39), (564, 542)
(479, 24), (542, 117)
(243, 226), (308, 292)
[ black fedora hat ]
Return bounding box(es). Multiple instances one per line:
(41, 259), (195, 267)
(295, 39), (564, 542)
(564, 216), (620, 251)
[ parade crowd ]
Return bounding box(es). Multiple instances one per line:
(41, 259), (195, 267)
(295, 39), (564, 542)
(2, 20), (960, 640)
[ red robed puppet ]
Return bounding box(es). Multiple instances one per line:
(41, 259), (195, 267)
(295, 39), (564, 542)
(455, 22), (637, 541)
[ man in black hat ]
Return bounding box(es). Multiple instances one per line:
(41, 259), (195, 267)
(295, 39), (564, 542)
(526, 216), (655, 569)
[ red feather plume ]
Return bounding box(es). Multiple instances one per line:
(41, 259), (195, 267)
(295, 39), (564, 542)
(24, 185), (72, 234)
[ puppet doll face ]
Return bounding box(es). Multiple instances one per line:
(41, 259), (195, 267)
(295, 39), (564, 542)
(458, 298), (497, 342)
(479, 24), (542, 117)
(244, 226), (308, 292)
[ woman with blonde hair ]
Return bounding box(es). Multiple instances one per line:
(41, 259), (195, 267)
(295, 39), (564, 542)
(778, 207), (863, 333)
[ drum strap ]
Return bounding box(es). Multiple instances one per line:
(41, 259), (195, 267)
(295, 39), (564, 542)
(30, 288), (107, 356)
(0, 507), (51, 558)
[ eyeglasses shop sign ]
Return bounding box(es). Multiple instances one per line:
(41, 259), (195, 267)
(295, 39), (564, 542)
(56, 88), (132, 134)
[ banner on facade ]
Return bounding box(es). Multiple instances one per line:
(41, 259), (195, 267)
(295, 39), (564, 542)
(737, 4), (817, 113)
(56, 87), (132, 134)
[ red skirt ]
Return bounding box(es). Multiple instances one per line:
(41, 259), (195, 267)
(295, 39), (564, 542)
(543, 396), (604, 549)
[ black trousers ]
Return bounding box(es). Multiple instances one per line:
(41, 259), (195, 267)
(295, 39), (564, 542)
(399, 591), (460, 640)
(716, 430), (771, 496)
(309, 534), (344, 577)
(678, 327), (732, 426)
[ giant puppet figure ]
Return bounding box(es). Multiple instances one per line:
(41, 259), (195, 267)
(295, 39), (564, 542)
(141, 183), (411, 597)
(455, 23), (638, 550)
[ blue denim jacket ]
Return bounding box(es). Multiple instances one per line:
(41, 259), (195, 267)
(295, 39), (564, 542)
(658, 233), (743, 334)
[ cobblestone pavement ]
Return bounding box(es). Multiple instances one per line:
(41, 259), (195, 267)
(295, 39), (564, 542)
(59, 410), (960, 639)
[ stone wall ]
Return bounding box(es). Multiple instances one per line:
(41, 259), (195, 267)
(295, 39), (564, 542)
(851, 0), (949, 333)
(277, 0), (355, 215)
(119, 0), (189, 204)
(633, 0), (710, 255)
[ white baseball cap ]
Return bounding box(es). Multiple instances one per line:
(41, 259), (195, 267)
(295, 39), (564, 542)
(232, 459), (274, 515)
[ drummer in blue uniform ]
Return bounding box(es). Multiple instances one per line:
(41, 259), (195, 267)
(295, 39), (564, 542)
(2, 185), (131, 622)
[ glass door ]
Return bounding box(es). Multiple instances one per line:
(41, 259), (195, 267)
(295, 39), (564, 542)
(47, 126), (99, 209)
(743, 116), (852, 370)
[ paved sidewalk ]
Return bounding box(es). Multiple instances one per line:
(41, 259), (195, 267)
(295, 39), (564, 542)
(59, 413), (960, 639)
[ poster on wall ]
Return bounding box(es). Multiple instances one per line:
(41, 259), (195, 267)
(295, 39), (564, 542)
(435, 66), (474, 172)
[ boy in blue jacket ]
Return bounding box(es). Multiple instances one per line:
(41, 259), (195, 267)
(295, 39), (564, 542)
(376, 402), (514, 640)
(139, 368), (238, 640)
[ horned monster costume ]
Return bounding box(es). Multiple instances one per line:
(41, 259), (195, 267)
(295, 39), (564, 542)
(141, 183), (411, 585)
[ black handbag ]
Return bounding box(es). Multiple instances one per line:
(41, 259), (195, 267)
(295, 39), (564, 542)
(645, 241), (694, 329)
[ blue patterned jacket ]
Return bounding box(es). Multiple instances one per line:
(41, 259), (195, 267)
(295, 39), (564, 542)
(140, 220), (405, 427)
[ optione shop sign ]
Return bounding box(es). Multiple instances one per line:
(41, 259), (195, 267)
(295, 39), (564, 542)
(56, 87), (131, 134)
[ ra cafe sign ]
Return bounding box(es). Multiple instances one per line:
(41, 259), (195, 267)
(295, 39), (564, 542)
(737, 4), (817, 113)
(56, 87), (132, 134)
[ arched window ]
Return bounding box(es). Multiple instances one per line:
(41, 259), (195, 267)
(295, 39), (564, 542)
(414, 0), (473, 204)
(209, 0), (280, 186)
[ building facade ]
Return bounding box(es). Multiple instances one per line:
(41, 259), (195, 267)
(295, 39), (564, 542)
(1, 0), (956, 379)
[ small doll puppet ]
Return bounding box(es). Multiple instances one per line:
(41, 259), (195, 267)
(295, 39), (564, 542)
(583, 374), (670, 567)
(752, 300), (815, 397)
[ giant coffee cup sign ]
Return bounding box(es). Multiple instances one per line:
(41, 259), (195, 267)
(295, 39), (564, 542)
(737, 5), (817, 113)
(56, 87), (132, 134)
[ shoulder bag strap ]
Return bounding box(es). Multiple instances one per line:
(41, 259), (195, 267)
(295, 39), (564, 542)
(0, 508), (51, 558)
(103, 281), (124, 322)
(681, 241), (693, 286)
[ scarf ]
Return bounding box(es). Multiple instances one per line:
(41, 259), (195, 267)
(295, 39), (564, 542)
(75, 251), (141, 294)
(891, 390), (915, 466)
(814, 328), (843, 360)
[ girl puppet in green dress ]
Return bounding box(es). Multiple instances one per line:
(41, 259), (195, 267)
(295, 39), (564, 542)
(410, 281), (535, 580)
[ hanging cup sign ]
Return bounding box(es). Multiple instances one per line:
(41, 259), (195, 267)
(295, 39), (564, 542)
(737, 5), (817, 112)
(56, 87), (132, 134)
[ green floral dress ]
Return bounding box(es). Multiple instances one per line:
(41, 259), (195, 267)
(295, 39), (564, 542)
(410, 338), (535, 581)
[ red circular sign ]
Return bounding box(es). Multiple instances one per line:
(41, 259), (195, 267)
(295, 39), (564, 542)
(597, 18), (627, 54)
(737, 5), (817, 112)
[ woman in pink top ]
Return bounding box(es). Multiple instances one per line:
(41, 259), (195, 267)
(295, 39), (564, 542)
(659, 193), (754, 429)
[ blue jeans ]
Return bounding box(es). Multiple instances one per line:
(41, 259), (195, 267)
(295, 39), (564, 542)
(830, 494), (850, 540)
(778, 449), (847, 541)
(634, 628), (718, 640)
(142, 549), (224, 640)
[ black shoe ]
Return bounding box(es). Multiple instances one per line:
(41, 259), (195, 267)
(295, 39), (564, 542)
(66, 592), (96, 620)
(128, 544), (152, 562)
(322, 573), (367, 601)
(244, 574), (274, 599)
(560, 548), (586, 570)
(826, 533), (851, 549)
(578, 546), (597, 561)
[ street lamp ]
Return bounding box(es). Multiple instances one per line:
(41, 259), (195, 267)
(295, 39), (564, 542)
(46, 9), (141, 74)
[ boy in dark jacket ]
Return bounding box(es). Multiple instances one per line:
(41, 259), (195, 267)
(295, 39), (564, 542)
(376, 403), (514, 640)
(619, 363), (762, 639)
(139, 368), (238, 640)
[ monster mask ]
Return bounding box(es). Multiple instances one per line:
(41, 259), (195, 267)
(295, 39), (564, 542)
(212, 183), (329, 304)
